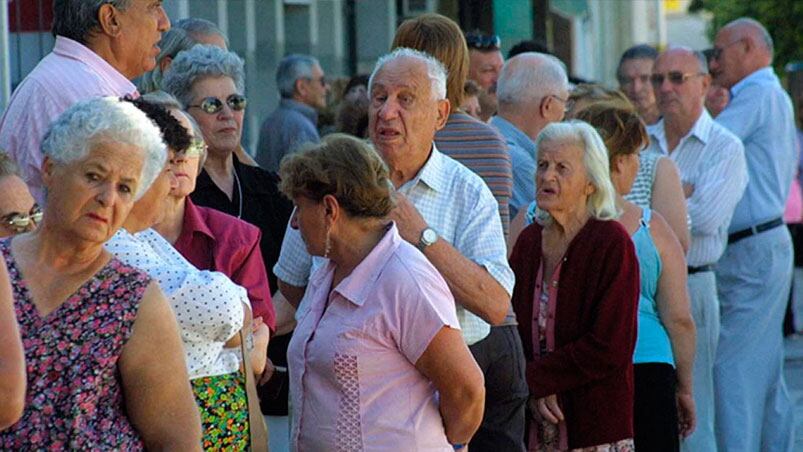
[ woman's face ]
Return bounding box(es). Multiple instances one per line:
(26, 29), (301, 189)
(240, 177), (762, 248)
(612, 152), (640, 195)
(129, 154), (177, 228)
(535, 141), (594, 215)
(168, 109), (202, 199)
(290, 196), (328, 257)
(186, 76), (244, 157)
(42, 140), (144, 243)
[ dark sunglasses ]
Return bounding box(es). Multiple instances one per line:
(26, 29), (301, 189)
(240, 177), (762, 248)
(3, 204), (43, 233)
(465, 33), (501, 50)
(650, 71), (705, 86)
(188, 94), (247, 114)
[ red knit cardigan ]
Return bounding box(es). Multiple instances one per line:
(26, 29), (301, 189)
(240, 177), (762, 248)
(509, 218), (640, 448)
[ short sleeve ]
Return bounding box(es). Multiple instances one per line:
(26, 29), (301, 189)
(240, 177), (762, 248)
(273, 215), (313, 287)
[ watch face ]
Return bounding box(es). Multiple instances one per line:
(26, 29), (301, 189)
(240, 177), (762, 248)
(422, 228), (437, 245)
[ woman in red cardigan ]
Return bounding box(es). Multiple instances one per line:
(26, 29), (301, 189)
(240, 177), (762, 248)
(509, 120), (640, 451)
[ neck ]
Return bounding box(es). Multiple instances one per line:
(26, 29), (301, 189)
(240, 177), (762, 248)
(499, 109), (544, 142)
(152, 196), (186, 244)
(664, 108), (702, 152)
(205, 150), (234, 178)
(84, 38), (134, 79)
(122, 214), (150, 234)
(548, 206), (591, 241)
(329, 219), (388, 280)
(20, 221), (107, 272)
(387, 147), (430, 188)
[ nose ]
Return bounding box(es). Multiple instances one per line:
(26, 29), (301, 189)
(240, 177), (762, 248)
(158, 6), (171, 32)
(95, 182), (116, 207)
(377, 99), (400, 121)
(290, 208), (299, 230)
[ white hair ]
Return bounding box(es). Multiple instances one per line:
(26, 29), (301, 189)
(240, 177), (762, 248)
(497, 52), (568, 109)
(533, 120), (619, 223)
(41, 97), (167, 199)
(161, 44), (245, 109)
(368, 47), (448, 101)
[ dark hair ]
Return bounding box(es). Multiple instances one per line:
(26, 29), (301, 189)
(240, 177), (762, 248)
(53, 0), (132, 44)
(121, 96), (192, 153)
(508, 39), (549, 59)
(344, 75), (370, 97)
(617, 44), (659, 79)
(336, 96), (369, 138)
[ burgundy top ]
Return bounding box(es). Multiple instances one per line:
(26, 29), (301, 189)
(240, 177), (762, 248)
(174, 198), (275, 330)
(509, 218), (639, 448)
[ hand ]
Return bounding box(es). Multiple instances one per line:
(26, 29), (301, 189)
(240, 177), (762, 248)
(258, 358), (276, 386)
(676, 390), (696, 438)
(534, 394), (564, 425)
(386, 192), (428, 245)
(250, 317), (270, 378)
(682, 182), (695, 198)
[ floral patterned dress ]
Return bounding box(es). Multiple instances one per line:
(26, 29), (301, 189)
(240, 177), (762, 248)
(0, 239), (149, 450)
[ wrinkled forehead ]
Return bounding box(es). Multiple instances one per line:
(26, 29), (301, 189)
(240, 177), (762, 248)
(538, 139), (584, 161)
(655, 51), (700, 73)
(371, 58), (430, 94)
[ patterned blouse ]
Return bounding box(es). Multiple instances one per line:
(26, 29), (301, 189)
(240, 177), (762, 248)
(0, 239), (148, 450)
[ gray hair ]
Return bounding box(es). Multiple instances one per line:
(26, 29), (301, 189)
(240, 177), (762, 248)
(52, 0), (132, 44)
(368, 48), (448, 101)
(140, 91), (208, 171)
(175, 17), (228, 46)
(497, 52), (568, 109)
(533, 120), (619, 223)
(0, 152), (18, 178)
(727, 17), (774, 56)
(693, 50), (709, 74)
(41, 97), (167, 200)
(161, 44), (245, 108)
(276, 54), (320, 98)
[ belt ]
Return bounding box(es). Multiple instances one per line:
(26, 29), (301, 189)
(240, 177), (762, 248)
(687, 264), (715, 274)
(727, 217), (784, 245)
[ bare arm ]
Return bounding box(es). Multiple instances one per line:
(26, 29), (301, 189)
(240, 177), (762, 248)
(651, 158), (690, 253)
(651, 212), (697, 437)
(277, 279), (307, 311)
(271, 290), (298, 336)
(415, 327), (485, 445)
(390, 194), (510, 325)
(0, 260), (25, 431)
(119, 282), (202, 451)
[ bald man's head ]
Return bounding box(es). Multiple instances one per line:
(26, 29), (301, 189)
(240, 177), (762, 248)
(653, 46), (711, 121)
(710, 18), (773, 88)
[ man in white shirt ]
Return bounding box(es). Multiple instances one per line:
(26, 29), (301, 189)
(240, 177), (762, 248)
(645, 46), (747, 452)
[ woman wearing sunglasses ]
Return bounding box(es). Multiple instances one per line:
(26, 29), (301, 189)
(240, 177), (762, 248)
(162, 45), (293, 297)
(0, 154), (40, 238)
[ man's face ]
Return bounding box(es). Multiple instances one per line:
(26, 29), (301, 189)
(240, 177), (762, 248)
(300, 64), (330, 110)
(469, 49), (504, 91)
(368, 57), (449, 168)
(115, 0), (171, 79)
(652, 51), (709, 120)
(709, 28), (745, 89)
(618, 58), (656, 114)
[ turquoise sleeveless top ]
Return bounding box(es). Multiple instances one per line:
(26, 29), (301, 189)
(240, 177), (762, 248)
(632, 208), (675, 366)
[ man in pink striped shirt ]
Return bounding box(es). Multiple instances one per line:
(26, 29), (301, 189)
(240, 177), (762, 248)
(0, 0), (170, 203)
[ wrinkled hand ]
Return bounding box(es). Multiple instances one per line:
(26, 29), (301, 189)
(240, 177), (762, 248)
(387, 193), (428, 245)
(683, 182), (695, 199)
(250, 317), (270, 378)
(533, 394), (564, 425)
(677, 390), (696, 438)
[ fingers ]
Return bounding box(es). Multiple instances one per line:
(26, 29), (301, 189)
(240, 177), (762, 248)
(545, 395), (564, 422)
(536, 397), (560, 424)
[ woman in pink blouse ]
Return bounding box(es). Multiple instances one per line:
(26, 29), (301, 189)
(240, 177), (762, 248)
(279, 134), (485, 451)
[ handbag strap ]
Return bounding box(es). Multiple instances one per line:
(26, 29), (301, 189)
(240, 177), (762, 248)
(240, 330), (270, 452)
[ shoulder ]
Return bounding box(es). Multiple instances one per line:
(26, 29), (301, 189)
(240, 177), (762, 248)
(381, 241), (452, 301)
(647, 210), (678, 253)
(585, 219), (632, 248)
(707, 121), (744, 154)
(197, 205), (261, 245)
(440, 152), (495, 195)
(440, 113), (506, 144)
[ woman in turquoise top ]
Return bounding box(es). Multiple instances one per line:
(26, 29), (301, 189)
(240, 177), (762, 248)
(575, 105), (696, 451)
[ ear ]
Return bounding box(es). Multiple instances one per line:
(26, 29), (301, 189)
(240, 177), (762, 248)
(294, 79), (307, 99)
(700, 73), (711, 93)
(538, 97), (550, 120)
(41, 157), (56, 187)
(434, 99), (451, 131)
(159, 56), (173, 73)
(322, 194), (340, 224)
(611, 155), (625, 174)
(585, 181), (596, 196)
(97, 3), (122, 37)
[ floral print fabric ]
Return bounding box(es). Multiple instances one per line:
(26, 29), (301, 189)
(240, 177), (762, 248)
(191, 372), (250, 451)
(0, 239), (149, 450)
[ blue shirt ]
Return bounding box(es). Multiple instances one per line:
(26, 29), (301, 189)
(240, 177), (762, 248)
(715, 67), (796, 232)
(256, 98), (320, 173)
(490, 116), (536, 219)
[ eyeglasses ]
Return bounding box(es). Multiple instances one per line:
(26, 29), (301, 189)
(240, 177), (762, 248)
(3, 204), (43, 233)
(650, 71), (706, 86)
(184, 139), (207, 158)
(709, 39), (742, 61)
(188, 94), (247, 114)
(546, 94), (575, 113)
(465, 33), (501, 50)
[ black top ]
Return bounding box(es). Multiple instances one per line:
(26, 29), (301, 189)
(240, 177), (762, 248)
(190, 154), (293, 294)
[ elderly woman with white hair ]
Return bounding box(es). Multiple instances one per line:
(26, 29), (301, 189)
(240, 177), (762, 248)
(0, 97), (201, 449)
(161, 44), (293, 297)
(509, 121), (640, 451)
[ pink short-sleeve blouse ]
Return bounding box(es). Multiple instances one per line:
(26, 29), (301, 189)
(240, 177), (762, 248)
(288, 223), (460, 451)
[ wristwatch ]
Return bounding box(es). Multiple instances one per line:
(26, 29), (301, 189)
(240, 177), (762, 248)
(417, 227), (438, 251)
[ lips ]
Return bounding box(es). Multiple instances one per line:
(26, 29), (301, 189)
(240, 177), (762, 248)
(375, 126), (402, 140)
(86, 213), (108, 224)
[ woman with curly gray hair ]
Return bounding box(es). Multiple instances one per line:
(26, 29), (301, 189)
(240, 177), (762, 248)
(0, 97), (201, 449)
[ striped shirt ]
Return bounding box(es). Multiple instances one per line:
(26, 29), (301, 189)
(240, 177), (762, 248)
(646, 110), (748, 265)
(0, 36), (137, 203)
(623, 151), (662, 209)
(274, 144), (515, 345)
(435, 112), (512, 237)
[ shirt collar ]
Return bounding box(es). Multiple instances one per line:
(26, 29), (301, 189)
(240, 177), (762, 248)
(53, 36), (137, 96)
(730, 66), (776, 98)
(649, 109), (713, 154)
(314, 223), (402, 307)
(182, 197), (216, 241)
(491, 115), (536, 157)
(398, 143), (449, 194)
(279, 98), (319, 125)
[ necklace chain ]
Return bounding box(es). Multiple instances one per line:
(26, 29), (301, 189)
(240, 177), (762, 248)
(233, 169), (243, 219)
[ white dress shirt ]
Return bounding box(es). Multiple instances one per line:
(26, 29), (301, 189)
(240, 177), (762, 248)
(106, 228), (247, 379)
(646, 109), (748, 265)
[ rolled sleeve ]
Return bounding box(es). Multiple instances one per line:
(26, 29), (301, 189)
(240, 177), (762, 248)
(273, 215), (313, 287)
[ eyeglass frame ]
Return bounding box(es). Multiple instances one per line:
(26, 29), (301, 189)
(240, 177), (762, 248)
(545, 94), (575, 113)
(187, 94), (248, 115)
(2, 204), (43, 233)
(649, 71), (707, 87)
(303, 75), (328, 88)
(709, 39), (743, 61)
